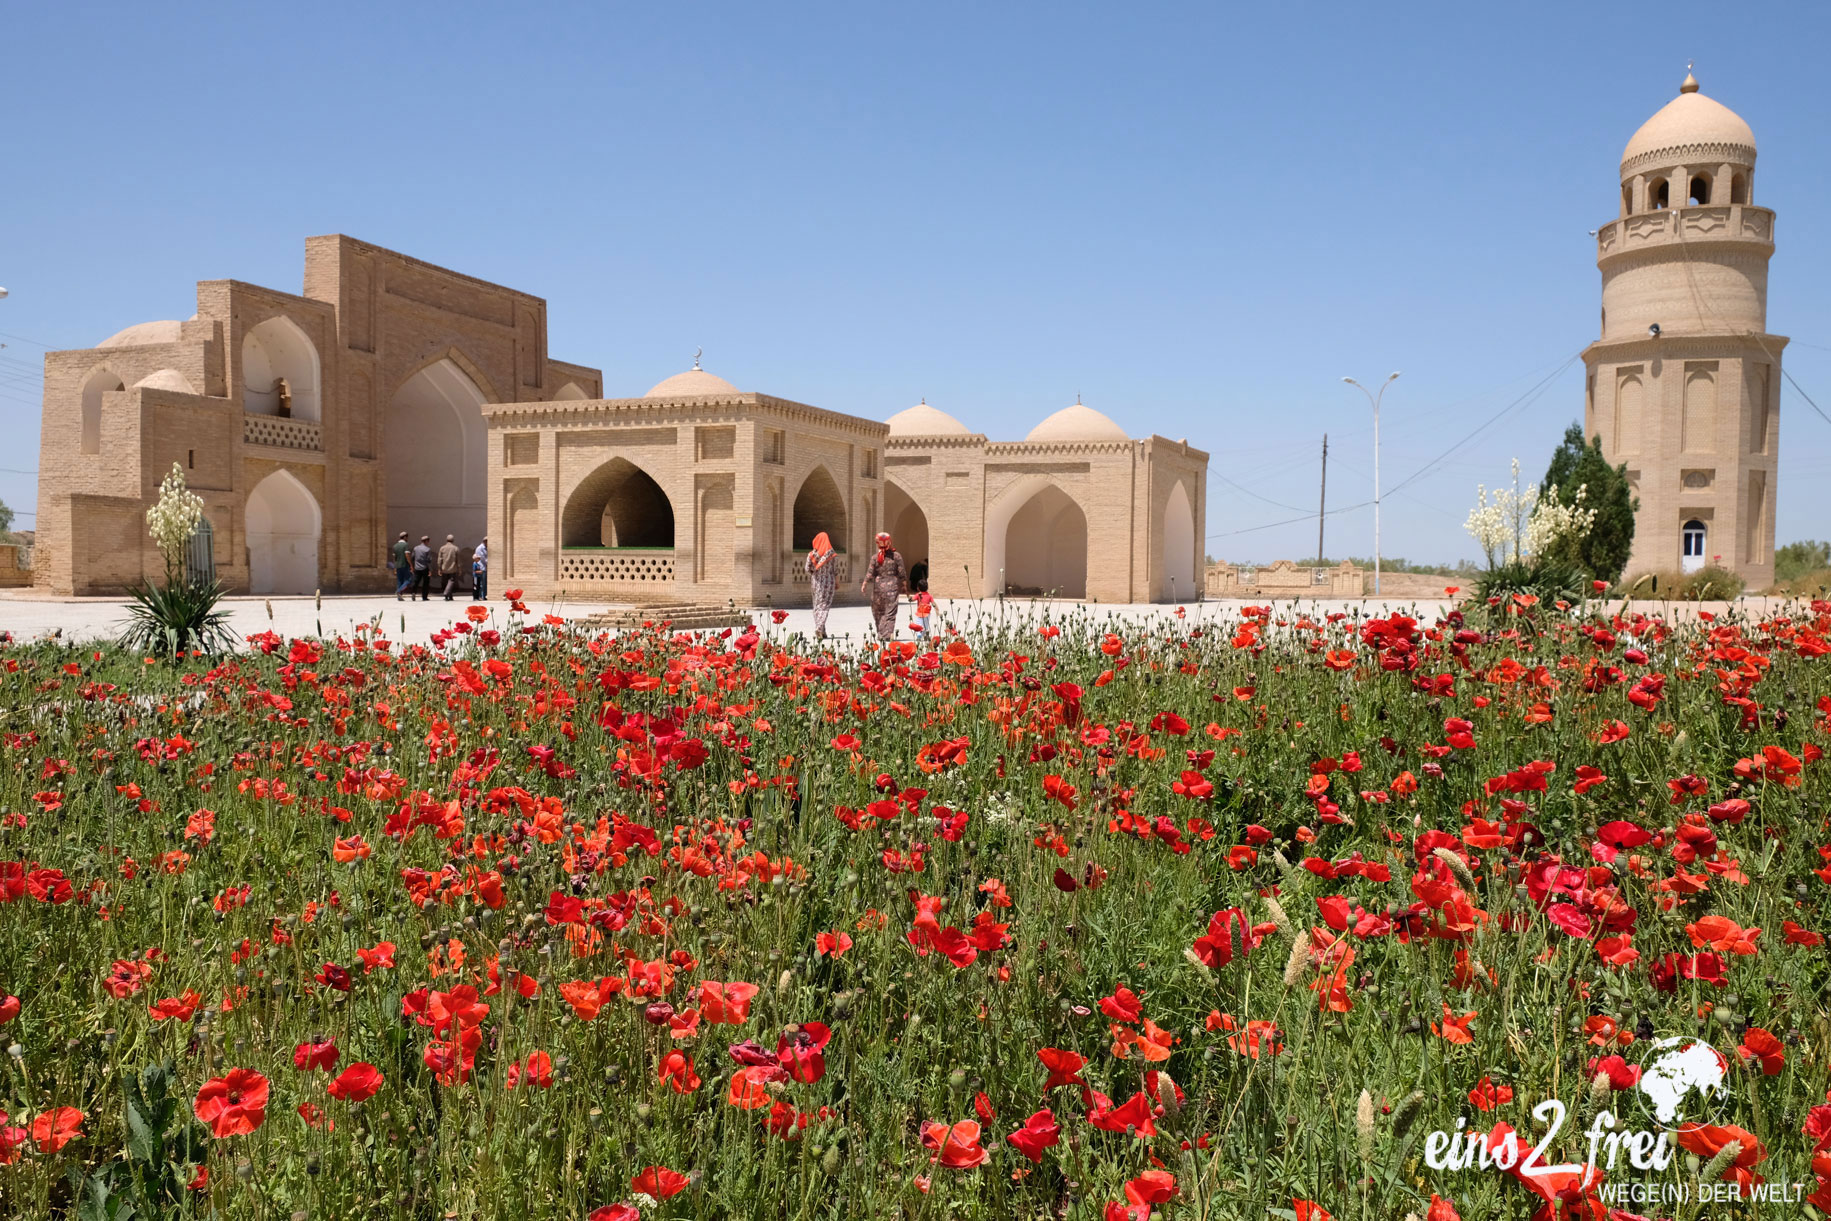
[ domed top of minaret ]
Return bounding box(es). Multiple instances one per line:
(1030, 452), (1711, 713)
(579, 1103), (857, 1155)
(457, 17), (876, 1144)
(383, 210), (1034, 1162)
(1622, 72), (1756, 172)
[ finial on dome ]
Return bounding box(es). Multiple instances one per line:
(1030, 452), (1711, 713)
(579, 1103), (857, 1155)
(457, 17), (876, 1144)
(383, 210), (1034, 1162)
(1681, 64), (1699, 94)
(692, 347), (703, 370)
(1076, 392), (1082, 405)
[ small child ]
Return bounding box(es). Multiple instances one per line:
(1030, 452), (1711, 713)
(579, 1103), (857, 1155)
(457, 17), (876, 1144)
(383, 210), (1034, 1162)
(913, 586), (934, 635)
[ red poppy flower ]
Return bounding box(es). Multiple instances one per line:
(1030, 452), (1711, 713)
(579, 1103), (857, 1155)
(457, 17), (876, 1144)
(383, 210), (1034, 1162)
(1006, 1108), (1060, 1162)
(658, 1050), (701, 1094)
(1087, 1090), (1156, 1138)
(1098, 986), (1143, 1024)
(293, 1040), (339, 1072)
(920, 1120), (988, 1169)
(148, 990), (201, 1021)
(699, 980), (759, 1025)
(776, 1022), (832, 1084)
(0, 995), (17, 1024)
(1037, 1047), (1086, 1091)
(1738, 1027), (1785, 1075)
(326, 1062), (383, 1102)
(29, 1106), (83, 1152)
(629, 1165), (690, 1199)
(1124, 1170), (1176, 1206)
(194, 1068), (270, 1137)
(588, 1207), (640, 1221)
(1467, 1076), (1513, 1111)
(1432, 1004), (1477, 1044)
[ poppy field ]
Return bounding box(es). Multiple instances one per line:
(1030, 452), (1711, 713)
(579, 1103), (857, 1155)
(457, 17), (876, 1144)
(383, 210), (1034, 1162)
(1, 594), (1829, 1220)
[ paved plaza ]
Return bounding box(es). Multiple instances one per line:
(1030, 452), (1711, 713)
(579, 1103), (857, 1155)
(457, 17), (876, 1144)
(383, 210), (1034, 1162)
(0, 588), (1809, 649)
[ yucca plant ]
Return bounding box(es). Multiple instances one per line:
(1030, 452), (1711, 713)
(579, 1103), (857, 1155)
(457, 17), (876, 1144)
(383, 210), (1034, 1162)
(118, 463), (236, 656)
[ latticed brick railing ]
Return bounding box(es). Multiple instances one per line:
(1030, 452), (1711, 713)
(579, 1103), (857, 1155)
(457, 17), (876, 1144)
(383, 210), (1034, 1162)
(243, 413), (323, 452)
(560, 549), (676, 584)
(786, 551), (848, 585)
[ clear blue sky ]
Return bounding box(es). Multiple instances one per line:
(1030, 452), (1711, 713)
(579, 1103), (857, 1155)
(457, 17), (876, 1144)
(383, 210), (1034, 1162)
(4, 1), (1827, 564)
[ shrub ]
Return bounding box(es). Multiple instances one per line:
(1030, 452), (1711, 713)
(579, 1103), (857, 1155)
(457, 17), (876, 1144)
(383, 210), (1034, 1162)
(1620, 566), (1747, 601)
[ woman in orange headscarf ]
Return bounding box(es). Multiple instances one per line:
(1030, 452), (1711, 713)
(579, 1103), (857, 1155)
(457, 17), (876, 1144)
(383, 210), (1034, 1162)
(861, 531), (907, 642)
(805, 530), (838, 639)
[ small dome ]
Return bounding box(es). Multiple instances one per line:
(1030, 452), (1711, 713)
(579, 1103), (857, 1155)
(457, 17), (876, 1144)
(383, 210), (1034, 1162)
(886, 401), (971, 437)
(134, 368), (196, 394)
(97, 320), (183, 349)
(1025, 401), (1129, 444)
(1622, 76), (1755, 169)
(644, 367), (740, 399)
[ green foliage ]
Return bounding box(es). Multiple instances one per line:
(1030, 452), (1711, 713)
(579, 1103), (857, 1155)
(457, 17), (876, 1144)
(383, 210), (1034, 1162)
(1471, 557), (1589, 621)
(1775, 540), (1831, 583)
(1620, 566), (1748, 601)
(1540, 423), (1637, 583)
(72, 1062), (210, 1221)
(0, 496), (14, 537)
(118, 576), (236, 657)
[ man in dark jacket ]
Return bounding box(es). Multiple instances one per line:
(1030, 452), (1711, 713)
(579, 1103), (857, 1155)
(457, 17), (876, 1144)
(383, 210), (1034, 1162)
(410, 536), (434, 602)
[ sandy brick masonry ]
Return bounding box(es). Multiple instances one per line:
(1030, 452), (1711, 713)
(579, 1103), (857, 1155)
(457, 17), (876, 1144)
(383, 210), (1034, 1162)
(33, 236), (600, 596)
(1582, 74), (1784, 587)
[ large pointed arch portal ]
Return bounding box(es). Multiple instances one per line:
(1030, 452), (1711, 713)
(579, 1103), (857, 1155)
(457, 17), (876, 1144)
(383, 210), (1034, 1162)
(386, 357), (489, 546)
(985, 478), (1088, 599)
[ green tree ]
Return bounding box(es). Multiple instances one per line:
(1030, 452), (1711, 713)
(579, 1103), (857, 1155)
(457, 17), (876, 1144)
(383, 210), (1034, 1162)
(0, 496), (13, 538)
(1775, 539), (1831, 582)
(1541, 423), (1637, 583)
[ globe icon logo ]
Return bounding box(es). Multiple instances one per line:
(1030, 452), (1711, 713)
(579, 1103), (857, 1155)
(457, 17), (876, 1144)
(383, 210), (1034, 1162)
(1634, 1036), (1729, 1125)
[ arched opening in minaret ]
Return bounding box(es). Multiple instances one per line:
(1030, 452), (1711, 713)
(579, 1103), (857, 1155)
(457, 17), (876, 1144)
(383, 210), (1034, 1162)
(1620, 183), (1632, 217)
(1730, 173), (1748, 205)
(1649, 178), (1670, 210)
(1687, 173), (1711, 206)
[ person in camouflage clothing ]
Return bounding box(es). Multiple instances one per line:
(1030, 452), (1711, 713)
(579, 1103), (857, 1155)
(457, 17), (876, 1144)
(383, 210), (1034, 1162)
(860, 531), (907, 642)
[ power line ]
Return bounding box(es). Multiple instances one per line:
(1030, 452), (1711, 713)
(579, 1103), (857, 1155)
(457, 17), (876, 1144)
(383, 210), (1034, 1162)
(1381, 351), (1582, 499)
(1209, 468), (1315, 515)
(1206, 499), (1371, 541)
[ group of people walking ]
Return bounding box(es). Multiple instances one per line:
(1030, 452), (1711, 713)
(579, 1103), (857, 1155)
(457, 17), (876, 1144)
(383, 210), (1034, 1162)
(392, 532), (488, 602)
(804, 530), (932, 642)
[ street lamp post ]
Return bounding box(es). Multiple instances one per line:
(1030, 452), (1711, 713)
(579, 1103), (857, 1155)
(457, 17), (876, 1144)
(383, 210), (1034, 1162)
(1340, 372), (1401, 596)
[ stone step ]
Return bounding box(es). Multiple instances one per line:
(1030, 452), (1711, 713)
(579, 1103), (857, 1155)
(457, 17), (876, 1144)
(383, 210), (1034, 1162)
(578, 604), (755, 633)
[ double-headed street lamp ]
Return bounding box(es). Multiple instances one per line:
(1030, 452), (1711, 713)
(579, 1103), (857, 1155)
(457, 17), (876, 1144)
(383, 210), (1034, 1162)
(1340, 372), (1401, 596)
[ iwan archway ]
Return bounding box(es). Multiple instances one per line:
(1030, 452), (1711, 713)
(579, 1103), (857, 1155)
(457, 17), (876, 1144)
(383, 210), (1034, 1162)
(245, 469), (321, 594)
(386, 357), (489, 546)
(986, 478), (1088, 598)
(884, 480), (930, 580)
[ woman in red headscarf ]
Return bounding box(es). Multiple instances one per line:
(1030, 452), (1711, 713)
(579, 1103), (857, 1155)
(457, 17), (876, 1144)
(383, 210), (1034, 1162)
(861, 531), (907, 642)
(805, 531), (838, 639)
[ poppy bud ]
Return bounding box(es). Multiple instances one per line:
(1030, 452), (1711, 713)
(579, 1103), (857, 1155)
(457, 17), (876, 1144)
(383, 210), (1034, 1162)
(643, 1003), (675, 1025)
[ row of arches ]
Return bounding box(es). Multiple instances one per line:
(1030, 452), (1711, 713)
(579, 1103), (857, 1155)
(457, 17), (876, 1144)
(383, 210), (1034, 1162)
(556, 459), (1198, 600)
(1624, 168), (1749, 215)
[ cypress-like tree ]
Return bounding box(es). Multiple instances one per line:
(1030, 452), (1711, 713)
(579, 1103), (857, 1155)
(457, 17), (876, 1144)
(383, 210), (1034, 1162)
(1541, 423), (1637, 583)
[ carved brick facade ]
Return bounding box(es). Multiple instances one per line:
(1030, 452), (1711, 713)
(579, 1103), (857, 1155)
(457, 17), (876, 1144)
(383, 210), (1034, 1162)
(33, 237), (600, 595)
(1583, 76), (1784, 586)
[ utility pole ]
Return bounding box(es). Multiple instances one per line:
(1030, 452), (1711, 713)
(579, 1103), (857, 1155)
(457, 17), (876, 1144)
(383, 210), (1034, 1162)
(1316, 433), (1328, 564)
(1341, 372), (1401, 596)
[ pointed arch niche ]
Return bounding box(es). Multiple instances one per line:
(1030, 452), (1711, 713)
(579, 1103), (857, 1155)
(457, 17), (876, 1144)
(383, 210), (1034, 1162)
(245, 469), (321, 594)
(985, 478), (1088, 598)
(242, 317), (322, 420)
(884, 480), (930, 568)
(386, 357), (489, 546)
(1160, 479), (1196, 601)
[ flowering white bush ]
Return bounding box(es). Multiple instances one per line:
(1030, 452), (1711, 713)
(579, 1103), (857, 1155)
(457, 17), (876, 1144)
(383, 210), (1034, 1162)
(1464, 458), (1596, 569)
(147, 462), (204, 573)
